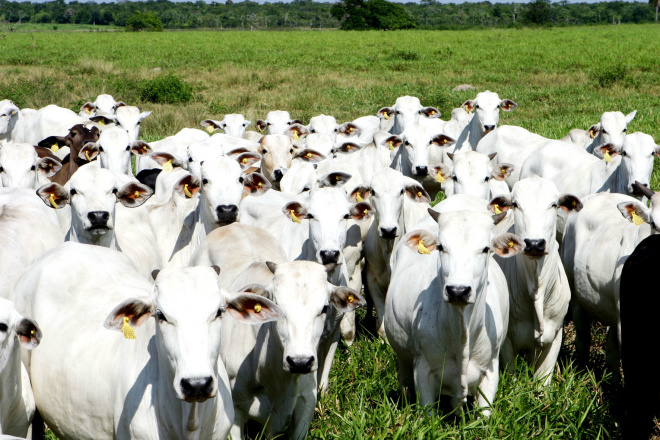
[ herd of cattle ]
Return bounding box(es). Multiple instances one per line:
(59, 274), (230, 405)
(0, 91), (657, 439)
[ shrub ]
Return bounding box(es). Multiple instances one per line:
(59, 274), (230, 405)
(137, 74), (193, 104)
(592, 64), (628, 87)
(125, 11), (163, 32)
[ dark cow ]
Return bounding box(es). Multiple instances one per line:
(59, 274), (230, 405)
(36, 124), (100, 185)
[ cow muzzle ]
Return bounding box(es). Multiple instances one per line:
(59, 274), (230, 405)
(285, 355), (315, 374)
(523, 238), (547, 259)
(445, 285), (472, 305)
(273, 169), (285, 182)
(87, 211), (110, 235)
(180, 376), (215, 402)
(379, 226), (397, 240)
(216, 205), (238, 225)
(483, 125), (496, 133)
(414, 166), (428, 177)
(320, 250), (340, 266)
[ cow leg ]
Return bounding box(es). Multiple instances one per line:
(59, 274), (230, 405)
(572, 301), (592, 367)
(365, 270), (387, 338)
(413, 355), (439, 412)
(476, 359), (499, 418)
(229, 414), (245, 440)
(289, 385), (316, 440)
(499, 337), (515, 374)
(317, 327), (341, 393)
(605, 326), (621, 382)
(396, 355), (416, 405)
(534, 327), (562, 386)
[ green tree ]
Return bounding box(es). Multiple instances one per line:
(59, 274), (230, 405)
(524, 0), (553, 25)
(331, 0), (415, 30)
(125, 11), (163, 31)
(650, 0), (659, 22)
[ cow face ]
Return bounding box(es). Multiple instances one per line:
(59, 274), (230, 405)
(201, 114), (251, 138)
(0, 100), (19, 139)
(463, 90), (516, 135)
(259, 135), (295, 185)
(617, 133), (659, 197)
(378, 96), (440, 135)
(104, 266), (281, 403)
(256, 110), (300, 136)
(114, 105), (152, 144)
(589, 110), (637, 149)
(398, 124), (455, 178)
(367, 168), (429, 240)
(247, 262), (364, 374)
(0, 298), (41, 373)
(443, 151), (512, 200)
(498, 177), (582, 260)
(39, 124), (101, 161)
(95, 126), (152, 176)
(308, 114), (339, 143)
(0, 143), (61, 189)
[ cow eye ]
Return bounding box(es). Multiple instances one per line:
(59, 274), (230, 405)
(188, 157), (193, 162)
(400, 189), (405, 195)
(484, 176), (490, 182)
(215, 308), (224, 319)
(334, 128), (338, 133)
(496, 105), (500, 109)
(475, 105), (480, 109)
(125, 146), (130, 151)
(289, 149), (293, 153)
(0, 323), (7, 333)
(136, 121), (141, 125)
(302, 186), (310, 192)
(343, 214), (350, 220)
(621, 151), (627, 157)
(31, 165), (36, 171)
(155, 311), (168, 323)
(0, 166), (3, 172)
(436, 244), (444, 252)
(623, 128), (627, 133)
(512, 202), (518, 209)
(306, 213), (314, 220)
(395, 110), (401, 115)
(551, 203), (558, 208)
(320, 305), (329, 315)
(451, 175), (458, 182)
(70, 188), (77, 196)
(98, 146), (104, 152)
(202, 178), (209, 185)
(482, 247), (490, 253)
(404, 141), (411, 146)
(112, 188), (118, 194)
(267, 122), (272, 126)
(261, 149), (267, 155)
(601, 129), (607, 135)
(370, 189), (377, 197)
(310, 129), (316, 134)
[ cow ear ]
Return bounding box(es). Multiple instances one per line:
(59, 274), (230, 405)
(463, 100), (476, 113)
(330, 287), (365, 313)
(338, 122), (360, 137)
(81, 102), (96, 115)
(378, 107), (394, 120)
(404, 182), (431, 203)
(349, 185), (371, 203)
(239, 284), (273, 301)
(492, 233), (524, 258)
(617, 201), (650, 226)
(420, 107), (441, 118)
(175, 174), (201, 199)
(79, 142), (100, 162)
(15, 317), (42, 350)
(334, 142), (362, 155)
(150, 152), (182, 171)
(402, 229), (437, 254)
(558, 194), (583, 213)
(290, 119), (303, 125)
(225, 292), (283, 324)
(38, 135), (68, 150)
(131, 141), (152, 157)
(256, 120), (268, 133)
(89, 115), (115, 127)
(226, 147), (250, 159)
(595, 143), (620, 160)
(588, 124), (600, 140)
(114, 101), (127, 110)
(625, 110), (637, 125)
(294, 149), (326, 163)
(104, 297), (154, 332)
(499, 99), (517, 112)
(242, 172), (271, 195)
(318, 172), (351, 188)
(283, 201), (307, 223)
(427, 207), (440, 222)
(382, 135), (402, 150)
(432, 164), (452, 185)
(117, 182), (153, 208)
(37, 157), (62, 177)
(36, 183), (69, 209)
(288, 123), (308, 140)
(489, 195), (512, 215)
(139, 111), (152, 123)
(200, 119), (221, 134)
(430, 134), (455, 148)
(350, 201), (374, 222)
(236, 153), (261, 171)
(492, 163), (514, 181)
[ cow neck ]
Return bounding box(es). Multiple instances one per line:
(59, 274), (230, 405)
(466, 114), (487, 151)
(590, 156), (625, 194)
(67, 221), (119, 250)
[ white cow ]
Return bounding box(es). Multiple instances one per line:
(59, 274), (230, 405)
(110, 105), (152, 144)
(191, 224), (364, 439)
(386, 122), (455, 180)
(256, 111), (301, 135)
(362, 168), (431, 337)
(136, 128), (210, 173)
(79, 94), (123, 117)
(0, 143), (61, 189)
(435, 151), (512, 200)
(200, 114), (251, 138)
(258, 134), (296, 188)
(377, 96), (441, 135)
(0, 298), (41, 438)
(0, 188), (64, 300)
(385, 207), (520, 415)
(489, 177), (580, 384)
(12, 242), (281, 440)
(561, 110), (637, 153)
(520, 132), (659, 200)
(86, 125), (152, 176)
(561, 185), (660, 376)
(0, 100), (21, 144)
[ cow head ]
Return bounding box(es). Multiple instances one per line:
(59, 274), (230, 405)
(463, 90), (516, 135)
(0, 142), (61, 189)
(0, 297), (41, 374)
(442, 151), (513, 200)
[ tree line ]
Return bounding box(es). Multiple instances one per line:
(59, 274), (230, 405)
(0, 0), (656, 31)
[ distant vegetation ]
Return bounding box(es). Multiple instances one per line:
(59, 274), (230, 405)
(0, 0), (657, 31)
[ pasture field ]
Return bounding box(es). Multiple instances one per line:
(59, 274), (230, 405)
(2, 24), (658, 439)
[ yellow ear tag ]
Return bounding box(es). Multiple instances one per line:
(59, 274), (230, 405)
(85, 151), (91, 162)
(356, 192), (364, 202)
(162, 159), (173, 172)
(494, 204), (502, 215)
(346, 145), (351, 151)
(508, 241), (514, 248)
(291, 210), (301, 224)
(348, 127), (354, 133)
(183, 184), (193, 198)
(30, 329), (36, 336)
(122, 316), (136, 340)
(417, 191), (423, 198)
(253, 303), (262, 313)
(258, 125), (264, 133)
(418, 240), (431, 255)
(257, 181), (263, 188)
(383, 112), (390, 120)
(389, 141), (394, 151)
(85, 108), (91, 115)
(590, 130), (596, 139)
(49, 193), (59, 209)
(306, 152), (313, 158)
(205, 125), (215, 134)
(631, 211), (644, 226)
(572, 200), (577, 207)
(98, 119), (105, 127)
(501, 168), (507, 176)
(363, 209), (368, 216)
(51, 142), (59, 153)
(293, 132), (299, 141)
(133, 191), (140, 198)
(347, 294), (355, 303)
(242, 158), (249, 164)
(604, 151), (612, 163)
(436, 173), (445, 183)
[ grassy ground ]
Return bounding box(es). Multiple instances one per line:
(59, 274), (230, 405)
(4, 25), (658, 439)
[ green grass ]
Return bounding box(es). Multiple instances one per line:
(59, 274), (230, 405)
(4, 25), (658, 439)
